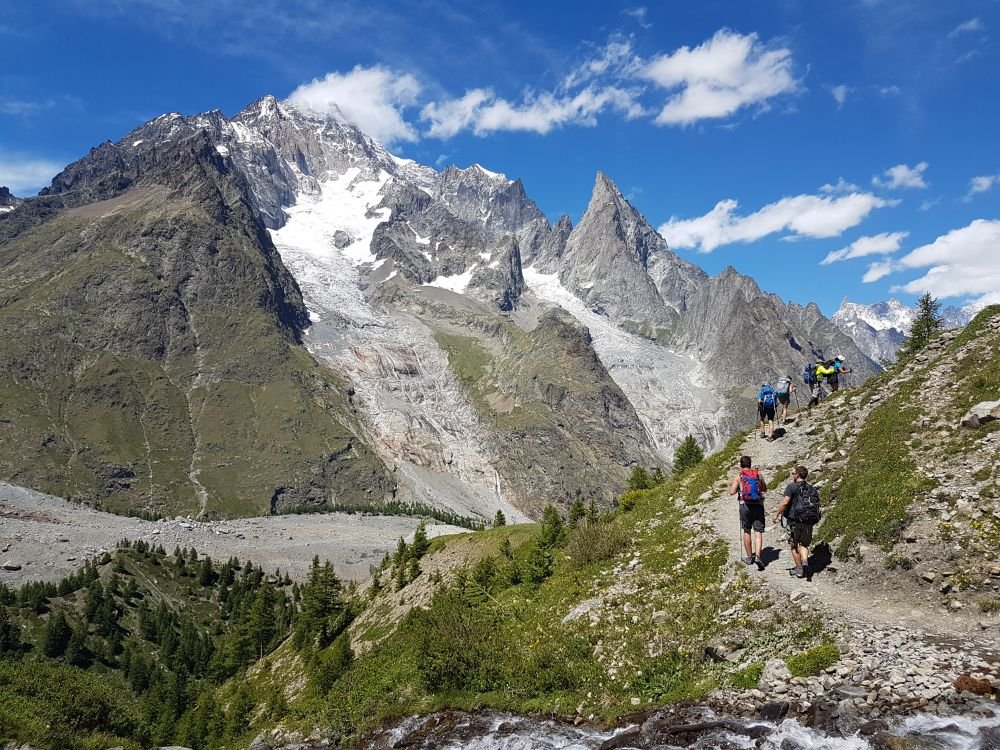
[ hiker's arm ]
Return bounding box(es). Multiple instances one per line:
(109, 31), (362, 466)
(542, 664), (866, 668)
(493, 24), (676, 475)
(729, 476), (739, 496)
(759, 476), (768, 493)
(773, 495), (791, 521)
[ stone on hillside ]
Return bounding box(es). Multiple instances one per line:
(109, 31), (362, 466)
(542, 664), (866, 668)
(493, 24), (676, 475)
(960, 401), (1000, 428)
(1, 561), (21, 571)
(759, 658), (791, 691)
(954, 675), (994, 695)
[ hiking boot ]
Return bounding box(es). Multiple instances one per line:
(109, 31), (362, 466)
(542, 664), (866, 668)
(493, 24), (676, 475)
(741, 555), (754, 565)
(760, 431), (766, 438)
(790, 566), (805, 578)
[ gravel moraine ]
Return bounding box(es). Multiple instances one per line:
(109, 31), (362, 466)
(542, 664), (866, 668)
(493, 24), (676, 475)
(0, 482), (466, 585)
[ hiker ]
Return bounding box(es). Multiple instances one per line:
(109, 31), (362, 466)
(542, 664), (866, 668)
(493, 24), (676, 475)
(775, 375), (796, 423)
(773, 465), (821, 579)
(808, 359), (834, 408)
(757, 383), (777, 440)
(729, 455), (767, 568)
(829, 355), (851, 392)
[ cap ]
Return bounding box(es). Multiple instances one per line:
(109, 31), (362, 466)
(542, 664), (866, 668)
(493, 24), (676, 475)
(835, 355), (844, 361)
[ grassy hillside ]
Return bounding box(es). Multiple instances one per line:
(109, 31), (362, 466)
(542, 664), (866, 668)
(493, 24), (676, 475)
(432, 306), (659, 515)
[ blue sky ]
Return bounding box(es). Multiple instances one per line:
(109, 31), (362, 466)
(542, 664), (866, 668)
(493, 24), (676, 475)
(2, 0), (998, 316)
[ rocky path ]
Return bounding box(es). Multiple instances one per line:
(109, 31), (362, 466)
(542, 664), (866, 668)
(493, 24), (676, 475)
(700, 408), (1000, 720)
(703, 409), (994, 639)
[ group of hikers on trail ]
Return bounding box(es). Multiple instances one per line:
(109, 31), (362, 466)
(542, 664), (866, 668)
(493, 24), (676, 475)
(729, 456), (822, 579)
(756, 355), (852, 440)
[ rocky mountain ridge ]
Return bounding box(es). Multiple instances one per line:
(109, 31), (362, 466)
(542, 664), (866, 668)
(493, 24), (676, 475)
(1, 94), (879, 520)
(0, 186), (20, 213)
(833, 298), (977, 363)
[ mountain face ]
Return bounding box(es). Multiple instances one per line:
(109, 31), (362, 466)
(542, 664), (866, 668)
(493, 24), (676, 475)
(1, 94), (880, 520)
(833, 299), (976, 363)
(0, 187), (20, 213)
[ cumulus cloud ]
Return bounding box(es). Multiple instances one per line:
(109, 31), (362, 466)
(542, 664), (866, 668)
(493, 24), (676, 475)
(422, 85), (644, 137)
(288, 65), (421, 146)
(623, 6), (652, 29)
(964, 174), (1000, 200)
(830, 84), (850, 108)
(820, 177), (861, 194)
(659, 190), (895, 253)
(821, 231), (908, 265)
(863, 259), (896, 283)
(0, 151), (63, 194)
(641, 29), (798, 126)
(889, 219), (1000, 306)
(872, 162), (929, 190)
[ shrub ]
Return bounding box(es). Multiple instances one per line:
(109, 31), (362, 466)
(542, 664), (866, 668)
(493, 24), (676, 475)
(673, 435), (705, 476)
(787, 643), (839, 677)
(566, 520), (631, 567)
(884, 553), (914, 570)
(978, 597), (1000, 614)
(729, 662), (764, 690)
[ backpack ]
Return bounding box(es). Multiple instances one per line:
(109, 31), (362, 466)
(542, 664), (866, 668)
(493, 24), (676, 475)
(760, 385), (776, 408)
(790, 482), (821, 525)
(803, 364), (816, 385)
(775, 377), (791, 395)
(739, 469), (763, 503)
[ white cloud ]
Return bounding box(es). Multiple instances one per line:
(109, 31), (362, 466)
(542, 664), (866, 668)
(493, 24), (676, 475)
(872, 162), (929, 190)
(888, 219), (1000, 305)
(422, 85), (644, 138)
(820, 177), (861, 194)
(878, 85), (902, 97)
(623, 6), (652, 29)
(0, 151), (63, 194)
(821, 231), (909, 265)
(830, 84), (850, 108)
(949, 18), (984, 38)
(863, 259), (896, 283)
(919, 197), (942, 212)
(288, 65), (421, 146)
(641, 29), (798, 126)
(660, 190), (895, 253)
(964, 174), (1000, 200)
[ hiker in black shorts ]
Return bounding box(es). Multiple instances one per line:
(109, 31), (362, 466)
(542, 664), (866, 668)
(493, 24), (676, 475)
(729, 455), (768, 568)
(773, 465), (821, 579)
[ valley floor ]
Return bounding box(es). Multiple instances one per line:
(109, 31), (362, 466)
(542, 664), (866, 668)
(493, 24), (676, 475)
(0, 482), (465, 585)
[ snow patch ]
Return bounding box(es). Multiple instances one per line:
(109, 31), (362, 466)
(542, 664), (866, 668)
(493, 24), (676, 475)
(132, 139), (144, 147)
(215, 145), (230, 157)
(472, 163), (504, 180)
(424, 267), (476, 294)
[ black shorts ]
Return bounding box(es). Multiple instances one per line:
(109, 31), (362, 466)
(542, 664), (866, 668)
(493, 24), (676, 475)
(758, 404), (776, 421)
(740, 502), (765, 532)
(777, 393), (790, 406)
(788, 521), (813, 547)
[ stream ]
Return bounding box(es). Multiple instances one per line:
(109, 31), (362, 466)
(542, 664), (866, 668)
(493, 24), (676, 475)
(362, 706), (1000, 750)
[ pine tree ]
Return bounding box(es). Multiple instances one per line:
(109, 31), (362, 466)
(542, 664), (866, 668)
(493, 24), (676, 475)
(411, 521), (430, 558)
(0, 604), (22, 658)
(43, 610), (73, 657)
(568, 498), (587, 526)
(493, 509), (507, 527)
(626, 466), (654, 491)
(539, 505), (565, 549)
(899, 292), (943, 360)
(673, 434), (705, 476)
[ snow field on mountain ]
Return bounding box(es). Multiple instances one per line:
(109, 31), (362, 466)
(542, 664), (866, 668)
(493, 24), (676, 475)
(270, 175), (528, 525)
(523, 269), (726, 458)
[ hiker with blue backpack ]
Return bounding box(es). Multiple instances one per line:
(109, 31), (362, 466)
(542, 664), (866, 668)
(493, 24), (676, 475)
(757, 383), (778, 440)
(729, 455), (768, 568)
(805, 358), (834, 408)
(773, 465), (822, 579)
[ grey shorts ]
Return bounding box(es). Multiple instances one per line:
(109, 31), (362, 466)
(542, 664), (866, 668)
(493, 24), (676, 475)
(739, 502), (765, 532)
(788, 521), (813, 547)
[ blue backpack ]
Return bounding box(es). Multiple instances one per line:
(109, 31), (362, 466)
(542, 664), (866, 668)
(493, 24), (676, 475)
(803, 364), (817, 385)
(760, 384), (776, 408)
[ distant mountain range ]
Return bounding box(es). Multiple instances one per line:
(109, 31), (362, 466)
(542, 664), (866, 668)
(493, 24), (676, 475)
(832, 298), (976, 364)
(0, 95), (876, 521)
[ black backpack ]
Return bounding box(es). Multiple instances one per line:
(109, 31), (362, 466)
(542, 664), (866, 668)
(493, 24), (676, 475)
(790, 482), (821, 525)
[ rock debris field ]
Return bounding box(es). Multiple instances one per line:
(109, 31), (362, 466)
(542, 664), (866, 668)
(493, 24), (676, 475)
(0, 482), (465, 585)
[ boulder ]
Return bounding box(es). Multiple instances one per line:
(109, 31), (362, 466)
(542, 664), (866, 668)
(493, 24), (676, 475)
(1, 562), (21, 571)
(759, 658), (791, 691)
(960, 400), (1000, 428)
(954, 674), (994, 695)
